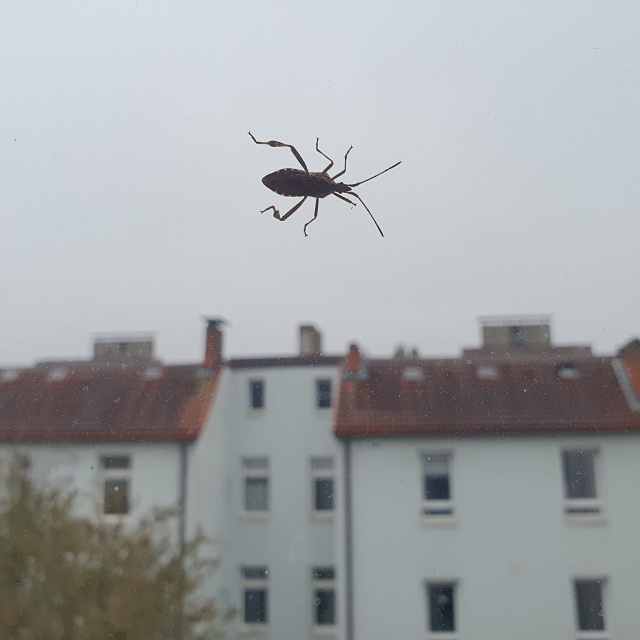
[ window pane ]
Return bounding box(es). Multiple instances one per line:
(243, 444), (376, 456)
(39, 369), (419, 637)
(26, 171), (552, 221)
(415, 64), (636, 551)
(101, 455), (130, 470)
(243, 457), (269, 470)
(424, 475), (450, 501)
(242, 567), (268, 580)
(244, 589), (267, 624)
(315, 478), (335, 511)
(311, 457), (334, 471)
(104, 478), (129, 515)
(245, 478), (268, 511)
(428, 584), (455, 632)
(314, 588), (336, 625)
(575, 580), (605, 631)
(250, 380), (264, 409)
(316, 379), (332, 408)
(313, 567), (335, 580)
(563, 451), (596, 499)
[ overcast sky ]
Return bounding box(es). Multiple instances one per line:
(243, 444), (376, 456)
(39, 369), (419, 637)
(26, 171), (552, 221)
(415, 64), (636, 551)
(2, 1), (639, 366)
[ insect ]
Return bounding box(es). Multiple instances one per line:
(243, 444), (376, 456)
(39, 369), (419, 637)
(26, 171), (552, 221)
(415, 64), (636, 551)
(248, 132), (400, 237)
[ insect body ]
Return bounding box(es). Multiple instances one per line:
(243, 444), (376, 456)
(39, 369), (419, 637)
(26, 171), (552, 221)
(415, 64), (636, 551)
(248, 132), (400, 237)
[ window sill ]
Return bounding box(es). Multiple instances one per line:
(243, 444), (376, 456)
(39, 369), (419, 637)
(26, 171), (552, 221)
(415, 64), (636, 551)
(575, 633), (609, 640)
(564, 513), (607, 526)
(240, 511), (269, 521)
(427, 634), (460, 640)
(311, 510), (335, 522)
(239, 624), (268, 634)
(421, 515), (458, 528)
(312, 625), (337, 635)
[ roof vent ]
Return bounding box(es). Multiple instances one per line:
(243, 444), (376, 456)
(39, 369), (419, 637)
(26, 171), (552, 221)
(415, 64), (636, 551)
(402, 366), (423, 382)
(1, 369), (20, 383)
(556, 362), (579, 380)
(476, 364), (498, 380)
(47, 366), (67, 382)
(143, 365), (163, 381)
(93, 336), (154, 364)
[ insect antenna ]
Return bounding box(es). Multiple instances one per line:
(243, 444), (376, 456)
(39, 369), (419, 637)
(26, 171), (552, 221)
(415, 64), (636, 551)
(346, 191), (385, 237)
(346, 161), (401, 188)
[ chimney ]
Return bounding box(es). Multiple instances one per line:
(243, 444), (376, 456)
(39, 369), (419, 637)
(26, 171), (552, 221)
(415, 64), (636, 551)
(204, 318), (225, 368)
(347, 343), (361, 374)
(300, 325), (322, 357)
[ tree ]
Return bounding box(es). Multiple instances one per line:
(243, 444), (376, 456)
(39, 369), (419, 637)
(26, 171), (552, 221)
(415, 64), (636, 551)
(0, 459), (231, 640)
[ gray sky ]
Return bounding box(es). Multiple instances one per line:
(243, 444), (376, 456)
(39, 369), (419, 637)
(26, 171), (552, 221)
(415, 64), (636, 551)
(2, 1), (639, 365)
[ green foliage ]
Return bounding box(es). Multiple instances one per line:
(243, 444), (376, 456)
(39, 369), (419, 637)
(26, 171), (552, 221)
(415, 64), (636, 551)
(0, 460), (231, 640)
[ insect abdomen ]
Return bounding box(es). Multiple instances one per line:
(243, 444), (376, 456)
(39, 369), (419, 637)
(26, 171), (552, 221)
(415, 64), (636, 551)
(262, 169), (337, 198)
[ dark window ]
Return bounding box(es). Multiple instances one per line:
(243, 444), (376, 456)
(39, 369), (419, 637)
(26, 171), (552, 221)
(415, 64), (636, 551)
(244, 589), (268, 624)
(575, 579), (605, 631)
(316, 379), (332, 408)
(509, 325), (525, 347)
(242, 567), (269, 625)
(563, 450), (597, 500)
(249, 379), (264, 409)
(314, 478), (335, 511)
(101, 455), (131, 470)
(104, 478), (129, 515)
(245, 477), (269, 511)
(425, 474), (450, 501)
(312, 567), (336, 627)
(314, 588), (336, 625)
(427, 583), (455, 632)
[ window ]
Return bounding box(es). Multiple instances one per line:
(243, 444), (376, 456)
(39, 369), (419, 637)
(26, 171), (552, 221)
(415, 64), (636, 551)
(101, 454), (131, 515)
(241, 566), (269, 626)
(249, 379), (265, 409)
(562, 450), (600, 514)
(316, 378), (332, 409)
(312, 567), (336, 628)
(426, 582), (456, 634)
(242, 457), (269, 513)
(311, 457), (335, 515)
(574, 579), (606, 638)
(421, 454), (453, 517)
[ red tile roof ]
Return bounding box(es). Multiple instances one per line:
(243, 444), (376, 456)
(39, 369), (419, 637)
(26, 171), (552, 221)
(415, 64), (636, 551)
(0, 363), (220, 443)
(335, 357), (640, 438)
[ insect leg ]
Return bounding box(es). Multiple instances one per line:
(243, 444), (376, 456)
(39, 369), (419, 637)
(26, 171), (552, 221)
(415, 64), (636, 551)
(315, 138), (334, 176)
(262, 196), (308, 223)
(248, 132), (309, 173)
(303, 198), (321, 237)
(331, 146), (353, 181)
(342, 191), (384, 238)
(333, 192), (358, 207)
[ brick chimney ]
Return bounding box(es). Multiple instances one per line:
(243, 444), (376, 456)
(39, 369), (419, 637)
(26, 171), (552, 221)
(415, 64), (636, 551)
(347, 343), (361, 374)
(204, 318), (225, 369)
(299, 325), (322, 357)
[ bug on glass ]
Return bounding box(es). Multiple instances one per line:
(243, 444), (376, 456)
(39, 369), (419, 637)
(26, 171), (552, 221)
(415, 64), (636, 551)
(248, 132), (400, 237)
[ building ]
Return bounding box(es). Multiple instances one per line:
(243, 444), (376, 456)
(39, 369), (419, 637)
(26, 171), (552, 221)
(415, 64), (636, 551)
(2, 316), (640, 640)
(334, 317), (640, 640)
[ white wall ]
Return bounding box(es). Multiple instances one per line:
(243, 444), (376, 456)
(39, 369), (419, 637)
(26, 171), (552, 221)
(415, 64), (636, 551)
(345, 434), (640, 640)
(189, 364), (341, 640)
(0, 441), (183, 526)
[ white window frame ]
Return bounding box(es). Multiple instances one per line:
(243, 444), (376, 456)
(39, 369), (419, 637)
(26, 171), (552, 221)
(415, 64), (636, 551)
(425, 580), (459, 639)
(562, 449), (602, 517)
(421, 453), (455, 519)
(242, 457), (270, 515)
(100, 454), (132, 517)
(573, 577), (609, 640)
(240, 566), (269, 629)
(311, 567), (337, 632)
(311, 457), (335, 518)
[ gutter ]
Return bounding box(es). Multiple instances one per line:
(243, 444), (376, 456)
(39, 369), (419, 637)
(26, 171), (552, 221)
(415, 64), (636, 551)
(344, 438), (354, 640)
(178, 441), (188, 551)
